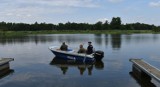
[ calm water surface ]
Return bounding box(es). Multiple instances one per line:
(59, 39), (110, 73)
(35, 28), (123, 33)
(0, 34), (160, 87)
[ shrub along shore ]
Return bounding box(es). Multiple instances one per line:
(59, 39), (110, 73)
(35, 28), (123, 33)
(0, 17), (160, 37)
(0, 30), (159, 37)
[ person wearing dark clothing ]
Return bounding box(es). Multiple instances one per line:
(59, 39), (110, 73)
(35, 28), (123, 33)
(87, 42), (93, 54)
(60, 42), (68, 51)
(78, 44), (86, 53)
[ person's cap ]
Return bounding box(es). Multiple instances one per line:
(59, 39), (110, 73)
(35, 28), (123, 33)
(88, 41), (92, 43)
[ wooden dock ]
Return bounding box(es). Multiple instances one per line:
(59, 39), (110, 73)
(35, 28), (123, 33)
(0, 58), (14, 71)
(0, 58), (14, 79)
(130, 59), (160, 82)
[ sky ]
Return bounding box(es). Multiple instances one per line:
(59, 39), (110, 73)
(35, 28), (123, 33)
(0, 0), (160, 25)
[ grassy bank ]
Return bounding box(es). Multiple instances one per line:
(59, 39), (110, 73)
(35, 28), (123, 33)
(0, 31), (28, 37)
(28, 30), (156, 34)
(0, 30), (158, 37)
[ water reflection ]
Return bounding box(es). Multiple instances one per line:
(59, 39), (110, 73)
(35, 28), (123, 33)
(104, 34), (109, 46)
(111, 34), (121, 50)
(129, 72), (156, 87)
(0, 35), (54, 45)
(94, 34), (103, 45)
(50, 57), (104, 75)
(0, 34), (160, 87)
(0, 69), (14, 79)
(0, 34), (159, 51)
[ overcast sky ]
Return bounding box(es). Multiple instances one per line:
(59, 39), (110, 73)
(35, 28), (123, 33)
(0, 0), (160, 25)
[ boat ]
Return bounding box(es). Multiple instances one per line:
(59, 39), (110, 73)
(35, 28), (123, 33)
(49, 46), (104, 62)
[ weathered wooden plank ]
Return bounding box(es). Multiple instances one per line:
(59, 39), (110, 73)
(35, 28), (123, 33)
(0, 58), (14, 70)
(0, 58), (14, 65)
(130, 59), (160, 82)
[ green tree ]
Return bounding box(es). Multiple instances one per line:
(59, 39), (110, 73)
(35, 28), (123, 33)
(94, 21), (103, 30)
(110, 17), (121, 29)
(103, 20), (109, 30)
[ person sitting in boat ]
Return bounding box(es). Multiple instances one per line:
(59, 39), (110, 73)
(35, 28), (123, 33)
(78, 44), (86, 53)
(86, 42), (93, 54)
(60, 42), (68, 51)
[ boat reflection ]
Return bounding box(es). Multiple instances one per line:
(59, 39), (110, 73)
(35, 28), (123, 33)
(0, 68), (14, 79)
(50, 57), (104, 75)
(129, 72), (156, 87)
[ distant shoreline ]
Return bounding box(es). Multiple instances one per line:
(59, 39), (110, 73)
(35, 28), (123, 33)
(0, 30), (159, 37)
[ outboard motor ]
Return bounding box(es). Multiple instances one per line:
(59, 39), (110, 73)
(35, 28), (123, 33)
(94, 50), (104, 61)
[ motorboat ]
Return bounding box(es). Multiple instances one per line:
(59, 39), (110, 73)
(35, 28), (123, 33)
(49, 46), (104, 62)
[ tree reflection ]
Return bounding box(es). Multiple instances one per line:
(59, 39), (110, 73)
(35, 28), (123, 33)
(50, 57), (104, 75)
(94, 34), (103, 45)
(0, 35), (90, 45)
(105, 34), (109, 47)
(1, 34), (159, 51)
(0, 35), (55, 45)
(124, 34), (132, 43)
(111, 34), (121, 50)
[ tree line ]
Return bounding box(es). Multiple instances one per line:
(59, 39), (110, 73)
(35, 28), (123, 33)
(0, 17), (160, 31)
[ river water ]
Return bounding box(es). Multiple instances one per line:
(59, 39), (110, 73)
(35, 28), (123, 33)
(0, 34), (160, 87)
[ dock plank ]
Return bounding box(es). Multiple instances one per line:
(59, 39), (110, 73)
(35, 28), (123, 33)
(0, 58), (14, 65)
(130, 59), (160, 82)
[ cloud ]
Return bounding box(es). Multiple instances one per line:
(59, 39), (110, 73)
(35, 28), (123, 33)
(107, 0), (124, 3)
(0, 0), (100, 17)
(11, 0), (99, 8)
(149, 1), (160, 7)
(0, 0), (101, 23)
(97, 18), (110, 23)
